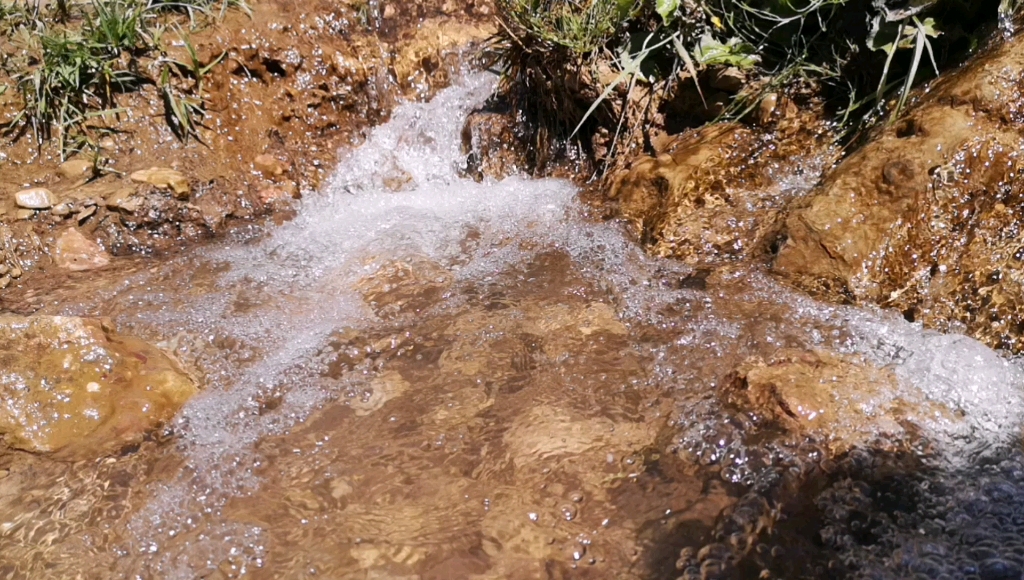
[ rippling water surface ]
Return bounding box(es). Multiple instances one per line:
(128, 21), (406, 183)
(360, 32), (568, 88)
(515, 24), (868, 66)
(3, 73), (1024, 580)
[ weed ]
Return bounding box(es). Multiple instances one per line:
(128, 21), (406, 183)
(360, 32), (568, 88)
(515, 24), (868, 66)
(493, 0), (1019, 171)
(0, 0), (243, 157)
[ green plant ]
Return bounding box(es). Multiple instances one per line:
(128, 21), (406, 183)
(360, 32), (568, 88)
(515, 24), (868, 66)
(158, 32), (225, 142)
(0, 0), (242, 157)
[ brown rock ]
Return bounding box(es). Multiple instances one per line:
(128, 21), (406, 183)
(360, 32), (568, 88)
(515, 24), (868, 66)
(723, 350), (917, 454)
(52, 228), (111, 271)
(57, 159), (94, 180)
(773, 34), (1024, 352)
(607, 122), (835, 265)
(129, 167), (190, 199)
(254, 153), (289, 177)
(258, 186), (293, 204)
(461, 110), (525, 180)
(0, 315), (197, 459)
(708, 67), (745, 93)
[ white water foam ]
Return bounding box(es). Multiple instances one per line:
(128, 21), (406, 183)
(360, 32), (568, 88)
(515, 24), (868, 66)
(115, 71), (1024, 574)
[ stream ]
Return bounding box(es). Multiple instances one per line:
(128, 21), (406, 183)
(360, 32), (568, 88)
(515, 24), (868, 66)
(4, 72), (1024, 579)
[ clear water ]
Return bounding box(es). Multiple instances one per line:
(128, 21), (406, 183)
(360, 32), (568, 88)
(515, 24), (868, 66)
(2, 72), (1024, 579)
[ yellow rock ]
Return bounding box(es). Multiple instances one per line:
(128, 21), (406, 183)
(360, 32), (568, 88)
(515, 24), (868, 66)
(0, 315), (198, 459)
(57, 159), (94, 180)
(129, 167), (190, 199)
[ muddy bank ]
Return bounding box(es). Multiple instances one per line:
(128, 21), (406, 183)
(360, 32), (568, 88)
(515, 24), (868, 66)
(0, 0), (495, 292)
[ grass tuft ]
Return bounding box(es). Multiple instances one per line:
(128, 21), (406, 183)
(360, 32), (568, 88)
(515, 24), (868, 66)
(0, 0), (245, 158)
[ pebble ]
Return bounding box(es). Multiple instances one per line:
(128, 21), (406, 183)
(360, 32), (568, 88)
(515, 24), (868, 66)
(52, 228), (111, 271)
(14, 187), (57, 209)
(129, 167), (190, 199)
(57, 159), (94, 180)
(15, 209), (35, 220)
(51, 203), (73, 217)
(254, 153), (289, 177)
(75, 205), (97, 224)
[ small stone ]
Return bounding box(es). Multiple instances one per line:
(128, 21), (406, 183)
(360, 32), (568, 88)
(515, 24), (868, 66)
(258, 186), (292, 204)
(254, 154), (289, 177)
(98, 137), (117, 150)
(758, 93), (779, 125)
(129, 167), (190, 199)
(14, 187), (57, 209)
(15, 209), (35, 220)
(58, 159), (94, 180)
(0, 315), (198, 459)
(10, 266), (22, 279)
(383, 3), (396, 18)
(53, 228), (111, 271)
(51, 203), (73, 217)
(105, 188), (141, 212)
(709, 67), (746, 93)
(0, 275), (9, 289)
(75, 205), (97, 224)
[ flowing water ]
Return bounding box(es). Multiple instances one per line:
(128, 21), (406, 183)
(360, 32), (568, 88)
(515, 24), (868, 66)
(4, 73), (1024, 579)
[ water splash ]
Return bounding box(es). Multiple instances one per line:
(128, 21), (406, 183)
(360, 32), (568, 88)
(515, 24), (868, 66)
(6, 71), (1024, 579)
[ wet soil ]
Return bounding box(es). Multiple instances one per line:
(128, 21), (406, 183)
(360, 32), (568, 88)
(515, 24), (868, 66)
(0, 0), (495, 287)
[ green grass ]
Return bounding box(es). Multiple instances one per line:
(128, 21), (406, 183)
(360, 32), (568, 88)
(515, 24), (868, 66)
(0, 0), (246, 158)
(492, 0), (1018, 171)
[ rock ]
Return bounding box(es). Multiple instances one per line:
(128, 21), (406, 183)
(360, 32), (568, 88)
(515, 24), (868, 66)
(723, 350), (917, 454)
(257, 186), (293, 204)
(608, 122), (835, 265)
(773, 33), (1024, 352)
(50, 203), (72, 217)
(15, 209), (35, 220)
(129, 167), (190, 199)
(0, 315), (197, 459)
(52, 228), (111, 271)
(709, 67), (745, 93)
(14, 187), (57, 209)
(75, 205), (96, 224)
(105, 188), (142, 212)
(57, 159), (94, 180)
(758, 93), (779, 125)
(253, 153), (289, 177)
(461, 110), (525, 180)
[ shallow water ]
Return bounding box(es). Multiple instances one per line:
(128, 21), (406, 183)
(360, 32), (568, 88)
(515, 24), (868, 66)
(3, 73), (1024, 579)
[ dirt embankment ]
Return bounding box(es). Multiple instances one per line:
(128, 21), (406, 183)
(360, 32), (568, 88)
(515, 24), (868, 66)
(0, 0), (495, 293)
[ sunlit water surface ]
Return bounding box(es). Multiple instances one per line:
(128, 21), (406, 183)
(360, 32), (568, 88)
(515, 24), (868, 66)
(3, 73), (1024, 580)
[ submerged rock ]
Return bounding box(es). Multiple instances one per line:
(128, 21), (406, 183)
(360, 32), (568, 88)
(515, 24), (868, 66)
(0, 315), (197, 459)
(461, 109), (525, 180)
(57, 159), (94, 180)
(723, 350), (920, 454)
(773, 34), (1024, 352)
(253, 153), (289, 177)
